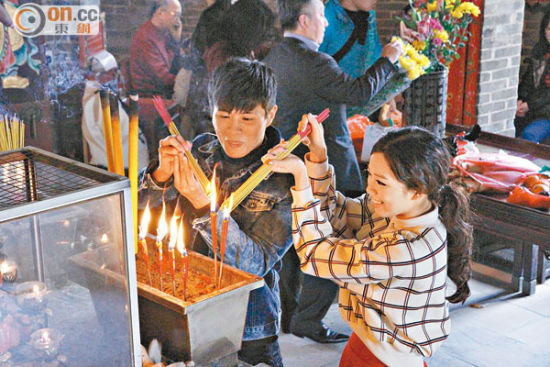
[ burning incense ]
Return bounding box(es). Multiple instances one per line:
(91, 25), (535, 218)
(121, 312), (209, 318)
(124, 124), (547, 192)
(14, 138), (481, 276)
(218, 194), (233, 289)
(176, 219), (188, 301)
(152, 95), (209, 192)
(168, 213), (179, 296)
(99, 90), (115, 173)
(156, 202), (168, 291)
(208, 169), (218, 281)
(110, 93), (125, 176)
(138, 202), (153, 285)
(128, 95), (139, 253)
(220, 109), (330, 213)
(0, 115), (25, 151)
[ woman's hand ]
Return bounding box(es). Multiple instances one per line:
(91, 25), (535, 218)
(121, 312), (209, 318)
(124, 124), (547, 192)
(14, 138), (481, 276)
(297, 113), (327, 163)
(153, 135), (189, 183)
(262, 142), (309, 191)
(173, 154), (210, 209)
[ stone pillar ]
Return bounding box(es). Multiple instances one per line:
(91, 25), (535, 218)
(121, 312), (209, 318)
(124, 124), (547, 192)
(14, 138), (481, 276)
(477, 0), (525, 135)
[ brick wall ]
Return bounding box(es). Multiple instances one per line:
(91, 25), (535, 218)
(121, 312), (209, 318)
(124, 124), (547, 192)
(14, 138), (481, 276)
(477, 0), (524, 136)
(374, 0), (408, 43)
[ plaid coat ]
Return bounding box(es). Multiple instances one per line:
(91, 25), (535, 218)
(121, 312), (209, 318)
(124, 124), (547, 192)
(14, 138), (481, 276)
(290, 157), (450, 367)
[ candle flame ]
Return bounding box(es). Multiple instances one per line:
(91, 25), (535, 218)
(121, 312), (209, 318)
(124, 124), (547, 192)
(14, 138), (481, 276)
(168, 213), (178, 251)
(176, 219), (185, 254)
(33, 284), (40, 293)
(223, 194), (233, 218)
(100, 233), (109, 244)
(42, 330), (49, 341)
(0, 261), (6, 274)
(139, 202), (151, 239)
(157, 201), (168, 241)
(209, 168), (217, 212)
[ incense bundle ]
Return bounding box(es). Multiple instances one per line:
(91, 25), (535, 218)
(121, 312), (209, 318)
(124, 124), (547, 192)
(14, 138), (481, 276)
(152, 95), (210, 192)
(99, 90), (115, 172)
(220, 109), (330, 213)
(110, 94), (125, 176)
(128, 95), (139, 253)
(0, 115), (25, 151)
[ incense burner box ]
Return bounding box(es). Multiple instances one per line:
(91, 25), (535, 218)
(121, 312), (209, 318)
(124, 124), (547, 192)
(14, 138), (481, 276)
(70, 247), (264, 365)
(0, 148), (140, 366)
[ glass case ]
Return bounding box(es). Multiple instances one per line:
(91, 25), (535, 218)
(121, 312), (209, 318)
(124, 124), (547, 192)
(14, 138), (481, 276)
(0, 147), (140, 367)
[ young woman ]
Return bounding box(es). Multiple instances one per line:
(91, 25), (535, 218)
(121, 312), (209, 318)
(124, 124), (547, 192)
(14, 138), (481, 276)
(265, 118), (473, 367)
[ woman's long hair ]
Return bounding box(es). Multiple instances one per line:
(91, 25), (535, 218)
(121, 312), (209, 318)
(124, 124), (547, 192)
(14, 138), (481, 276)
(532, 8), (550, 59)
(372, 127), (473, 304)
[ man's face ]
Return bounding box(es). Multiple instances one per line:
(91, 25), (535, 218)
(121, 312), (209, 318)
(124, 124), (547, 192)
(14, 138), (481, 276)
(349, 0), (377, 12)
(212, 104), (277, 159)
(302, 0), (328, 44)
(158, 0), (182, 29)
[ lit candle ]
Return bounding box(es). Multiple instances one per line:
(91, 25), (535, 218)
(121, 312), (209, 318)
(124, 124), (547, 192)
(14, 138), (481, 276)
(16, 281), (47, 311)
(218, 194), (233, 288)
(208, 169), (218, 281)
(31, 328), (63, 357)
(176, 219), (188, 301)
(0, 260), (17, 283)
(139, 202), (152, 285)
(156, 202), (168, 291)
(128, 94), (139, 253)
(168, 212), (178, 296)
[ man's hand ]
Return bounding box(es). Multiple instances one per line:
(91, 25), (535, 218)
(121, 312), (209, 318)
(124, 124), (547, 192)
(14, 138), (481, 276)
(154, 135), (189, 183)
(516, 100), (529, 117)
(173, 154), (210, 209)
(381, 40), (404, 64)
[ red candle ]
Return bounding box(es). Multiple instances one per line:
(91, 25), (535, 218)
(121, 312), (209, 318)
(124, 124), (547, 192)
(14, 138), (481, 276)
(138, 202), (152, 285)
(218, 194), (233, 288)
(208, 170), (218, 281)
(168, 213), (179, 296)
(156, 202), (168, 292)
(176, 219), (188, 301)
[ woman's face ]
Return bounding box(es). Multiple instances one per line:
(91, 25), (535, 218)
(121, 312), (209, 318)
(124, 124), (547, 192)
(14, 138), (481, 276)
(546, 22), (550, 43)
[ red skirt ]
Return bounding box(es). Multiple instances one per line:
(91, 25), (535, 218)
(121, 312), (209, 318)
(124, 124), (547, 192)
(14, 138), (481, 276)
(339, 333), (428, 367)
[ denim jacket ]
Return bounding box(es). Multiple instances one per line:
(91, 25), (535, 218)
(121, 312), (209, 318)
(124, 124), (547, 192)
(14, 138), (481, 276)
(319, 0), (382, 78)
(138, 127), (294, 340)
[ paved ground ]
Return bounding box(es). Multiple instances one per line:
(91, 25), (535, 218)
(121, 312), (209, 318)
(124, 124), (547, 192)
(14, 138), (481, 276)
(278, 271), (550, 367)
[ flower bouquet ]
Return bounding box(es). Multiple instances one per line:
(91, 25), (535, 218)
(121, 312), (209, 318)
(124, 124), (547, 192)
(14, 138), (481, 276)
(363, 0), (480, 116)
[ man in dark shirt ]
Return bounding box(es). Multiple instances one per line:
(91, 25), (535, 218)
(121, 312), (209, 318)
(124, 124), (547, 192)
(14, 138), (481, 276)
(264, 0), (402, 345)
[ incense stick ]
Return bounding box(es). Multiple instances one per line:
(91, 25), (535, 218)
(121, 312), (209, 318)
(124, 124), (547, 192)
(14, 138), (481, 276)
(152, 95), (210, 192)
(220, 109), (330, 213)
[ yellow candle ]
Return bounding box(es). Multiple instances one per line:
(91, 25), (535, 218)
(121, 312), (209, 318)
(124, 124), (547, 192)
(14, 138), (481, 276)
(110, 94), (124, 176)
(100, 90), (115, 173)
(128, 95), (139, 253)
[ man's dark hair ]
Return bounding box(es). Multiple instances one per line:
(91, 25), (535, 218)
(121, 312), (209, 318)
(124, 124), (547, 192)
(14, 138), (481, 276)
(277, 0), (312, 31)
(208, 57), (277, 115)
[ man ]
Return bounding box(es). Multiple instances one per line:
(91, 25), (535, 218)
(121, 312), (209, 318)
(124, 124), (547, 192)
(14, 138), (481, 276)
(320, 0), (381, 78)
(264, 0), (401, 344)
(139, 58), (294, 367)
(130, 0), (183, 98)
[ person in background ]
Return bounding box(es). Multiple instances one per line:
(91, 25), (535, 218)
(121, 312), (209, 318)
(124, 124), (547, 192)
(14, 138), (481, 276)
(320, 0), (381, 79)
(139, 58), (293, 367)
(264, 0), (402, 345)
(183, 0), (279, 137)
(130, 0), (184, 98)
(515, 8), (550, 143)
(265, 120), (473, 367)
